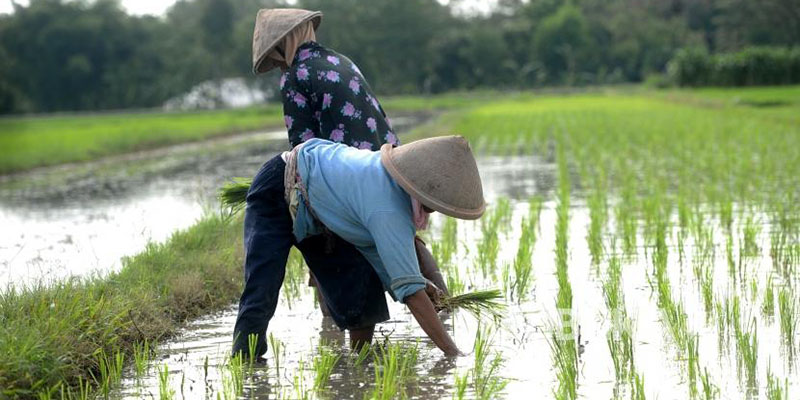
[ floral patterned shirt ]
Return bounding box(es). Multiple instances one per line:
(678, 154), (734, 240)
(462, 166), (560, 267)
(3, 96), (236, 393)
(280, 41), (397, 150)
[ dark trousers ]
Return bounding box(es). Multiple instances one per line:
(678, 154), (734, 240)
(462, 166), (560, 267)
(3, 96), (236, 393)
(232, 155), (389, 358)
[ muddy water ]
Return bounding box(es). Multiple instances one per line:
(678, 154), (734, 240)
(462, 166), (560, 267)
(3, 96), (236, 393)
(109, 146), (800, 399)
(0, 115), (428, 288)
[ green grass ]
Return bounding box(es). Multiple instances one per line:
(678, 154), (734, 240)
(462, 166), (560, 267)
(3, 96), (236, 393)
(311, 340), (340, 392)
(0, 106), (283, 174)
(370, 342), (419, 400)
(0, 213), (244, 398)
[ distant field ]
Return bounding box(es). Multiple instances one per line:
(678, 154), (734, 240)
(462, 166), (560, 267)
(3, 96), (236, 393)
(2, 86), (798, 174)
(0, 107), (283, 174)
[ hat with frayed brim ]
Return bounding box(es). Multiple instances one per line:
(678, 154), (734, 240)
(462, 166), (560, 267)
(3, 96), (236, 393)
(381, 136), (485, 220)
(252, 8), (322, 74)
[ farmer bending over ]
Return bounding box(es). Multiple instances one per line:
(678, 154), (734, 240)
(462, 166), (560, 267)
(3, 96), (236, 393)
(232, 135), (485, 358)
(255, 8), (450, 307)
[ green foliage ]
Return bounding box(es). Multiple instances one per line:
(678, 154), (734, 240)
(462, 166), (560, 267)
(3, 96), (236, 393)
(669, 47), (800, 87)
(1, 0), (798, 113)
(533, 4), (591, 85)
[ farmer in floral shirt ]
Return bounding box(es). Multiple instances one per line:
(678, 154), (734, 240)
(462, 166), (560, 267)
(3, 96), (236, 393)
(232, 9), (447, 360)
(280, 42), (398, 150)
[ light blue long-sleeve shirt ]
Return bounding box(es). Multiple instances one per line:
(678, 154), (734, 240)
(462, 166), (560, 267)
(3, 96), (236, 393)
(293, 139), (426, 302)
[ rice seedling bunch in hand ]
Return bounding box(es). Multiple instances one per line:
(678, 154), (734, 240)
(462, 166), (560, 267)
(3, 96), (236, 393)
(219, 178), (252, 213)
(438, 289), (506, 320)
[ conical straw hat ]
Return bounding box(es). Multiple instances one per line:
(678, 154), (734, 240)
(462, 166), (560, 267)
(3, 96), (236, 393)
(252, 8), (322, 74)
(380, 136), (485, 220)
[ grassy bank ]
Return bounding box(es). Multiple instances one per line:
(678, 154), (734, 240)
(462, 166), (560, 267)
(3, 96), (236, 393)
(0, 214), (244, 398)
(0, 106), (283, 174)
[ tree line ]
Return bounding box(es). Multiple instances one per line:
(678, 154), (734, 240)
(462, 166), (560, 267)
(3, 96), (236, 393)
(0, 0), (797, 114)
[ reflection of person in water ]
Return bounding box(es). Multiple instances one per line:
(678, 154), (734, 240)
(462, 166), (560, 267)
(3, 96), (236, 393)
(232, 8), (459, 359)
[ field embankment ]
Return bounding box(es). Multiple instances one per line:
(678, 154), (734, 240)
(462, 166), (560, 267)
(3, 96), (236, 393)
(0, 214), (244, 398)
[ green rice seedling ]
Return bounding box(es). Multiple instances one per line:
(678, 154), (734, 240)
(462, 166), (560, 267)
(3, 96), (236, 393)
(158, 363), (174, 400)
(587, 188), (607, 265)
(221, 355), (245, 400)
(282, 249), (306, 308)
(631, 371), (646, 400)
(762, 276), (775, 318)
(726, 234), (738, 282)
(603, 256), (622, 313)
(699, 267), (714, 320)
(719, 200), (733, 233)
(88, 349), (124, 399)
(548, 322), (578, 400)
(371, 342), (419, 400)
(686, 334), (699, 398)
(132, 340), (151, 378)
(439, 289), (506, 320)
(476, 231), (500, 279)
(453, 371), (469, 400)
(352, 341), (372, 367)
(741, 215), (761, 257)
(270, 333), (285, 372)
(615, 191), (638, 257)
(312, 341), (341, 392)
(283, 359), (309, 400)
(218, 177), (252, 214)
(734, 318), (758, 389)
(446, 265), (466, 296)
(778, 287), (797, 353)
(700, 367), (718, 400)
(433, 216), (459, 269)
(512, 216), (535, 301)
(471, 326), (507, 399)
(606, 322), (635, 385)
(766, 363), (789, 400)
(501, 262), (513, 299)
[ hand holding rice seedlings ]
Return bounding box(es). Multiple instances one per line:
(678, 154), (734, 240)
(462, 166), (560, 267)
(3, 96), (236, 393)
(438, 289), (506, 320)
(218, 177), (252, 213)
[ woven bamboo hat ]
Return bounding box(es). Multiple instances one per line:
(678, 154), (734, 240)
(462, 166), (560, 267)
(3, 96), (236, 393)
(252, 8), (322, 74)
(381, 136), (485, 220)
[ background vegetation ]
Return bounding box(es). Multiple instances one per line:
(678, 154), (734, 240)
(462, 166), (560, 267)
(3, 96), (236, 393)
(0, 0), (798, 114)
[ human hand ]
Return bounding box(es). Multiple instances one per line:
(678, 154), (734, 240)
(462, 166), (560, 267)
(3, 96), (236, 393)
(425, 279), (444, 311)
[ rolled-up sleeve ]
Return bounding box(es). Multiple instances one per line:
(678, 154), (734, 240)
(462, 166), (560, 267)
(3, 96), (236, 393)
(364, 211), (426, 302)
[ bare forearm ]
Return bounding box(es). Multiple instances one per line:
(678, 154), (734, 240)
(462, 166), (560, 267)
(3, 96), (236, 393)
(405, 289), (459, 356)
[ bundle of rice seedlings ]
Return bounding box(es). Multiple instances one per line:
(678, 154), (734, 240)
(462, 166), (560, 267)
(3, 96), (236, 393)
(439, 289), (505, 320)
(219, 178), (252, 212)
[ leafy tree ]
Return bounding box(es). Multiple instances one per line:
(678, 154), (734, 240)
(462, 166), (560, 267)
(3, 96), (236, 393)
(532, 3), (592, 85)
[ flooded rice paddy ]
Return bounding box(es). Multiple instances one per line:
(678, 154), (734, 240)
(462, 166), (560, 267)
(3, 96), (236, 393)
(112, 153), (797, 398)
(3, 109), (799, 399)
